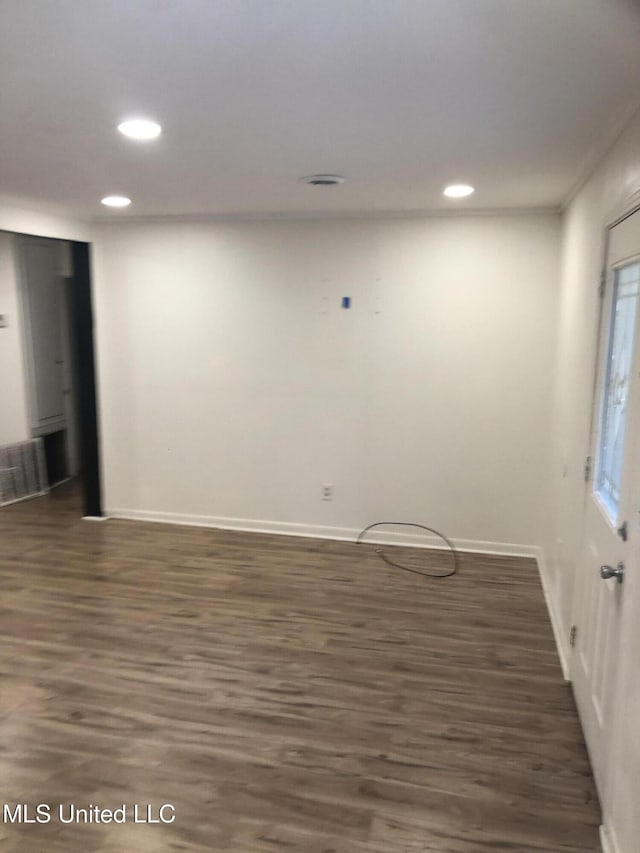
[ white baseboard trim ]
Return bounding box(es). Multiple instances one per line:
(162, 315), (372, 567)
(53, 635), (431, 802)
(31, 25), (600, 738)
(600, 822), (620, 853)
(534, 546), (570, 681)
(106, 508), (539, 560)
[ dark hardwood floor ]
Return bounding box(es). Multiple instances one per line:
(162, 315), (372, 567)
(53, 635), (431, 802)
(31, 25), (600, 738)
(0, 486), (600, 852)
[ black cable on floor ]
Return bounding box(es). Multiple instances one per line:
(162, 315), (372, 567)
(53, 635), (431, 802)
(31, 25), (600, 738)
(356, 521), (458, 579)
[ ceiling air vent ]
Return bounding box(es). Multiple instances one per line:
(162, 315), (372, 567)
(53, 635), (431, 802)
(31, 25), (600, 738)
(301, 174), (346, 186)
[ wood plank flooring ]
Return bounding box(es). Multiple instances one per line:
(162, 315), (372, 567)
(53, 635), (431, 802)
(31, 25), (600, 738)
(0, 485), (600, 852)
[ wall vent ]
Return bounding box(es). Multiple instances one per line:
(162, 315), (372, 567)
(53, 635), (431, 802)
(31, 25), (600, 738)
(0, 438), (49, 506)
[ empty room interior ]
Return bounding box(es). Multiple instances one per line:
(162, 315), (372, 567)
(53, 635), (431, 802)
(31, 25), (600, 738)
(2, 1), (640, 851)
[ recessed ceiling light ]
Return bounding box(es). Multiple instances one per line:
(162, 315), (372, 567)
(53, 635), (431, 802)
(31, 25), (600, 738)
(101, 195), (131, 207)
(117, 118), (162, 140)
(301, 174), (346, 186)
(443, 183), (475, 198)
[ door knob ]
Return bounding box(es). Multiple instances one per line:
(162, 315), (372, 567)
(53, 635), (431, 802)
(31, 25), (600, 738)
(600, 563), (624, 583)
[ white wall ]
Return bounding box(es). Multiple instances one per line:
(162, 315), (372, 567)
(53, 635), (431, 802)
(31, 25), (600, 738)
(0, 197), (91, 243)
(546, 107), (640, 664)
(0, 232), (29, 445)
(93, 213), (560, 551)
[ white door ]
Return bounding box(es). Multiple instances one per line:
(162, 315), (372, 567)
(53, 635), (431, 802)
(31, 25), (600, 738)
(571, 209), (640, 842)
(600, 422), (640, 853)
(58, 276), (80, 476)
(20, 238), (66, 433)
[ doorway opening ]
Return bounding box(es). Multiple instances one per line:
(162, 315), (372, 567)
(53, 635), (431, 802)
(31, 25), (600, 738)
(0, 232), (101, 517)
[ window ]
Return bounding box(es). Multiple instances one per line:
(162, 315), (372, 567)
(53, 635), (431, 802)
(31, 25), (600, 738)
(595, 261), (640, 520)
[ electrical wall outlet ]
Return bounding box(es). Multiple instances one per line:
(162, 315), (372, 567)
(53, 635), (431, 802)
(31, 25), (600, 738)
(0, 315), (8, 328)
(321, 483), (333, 501)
